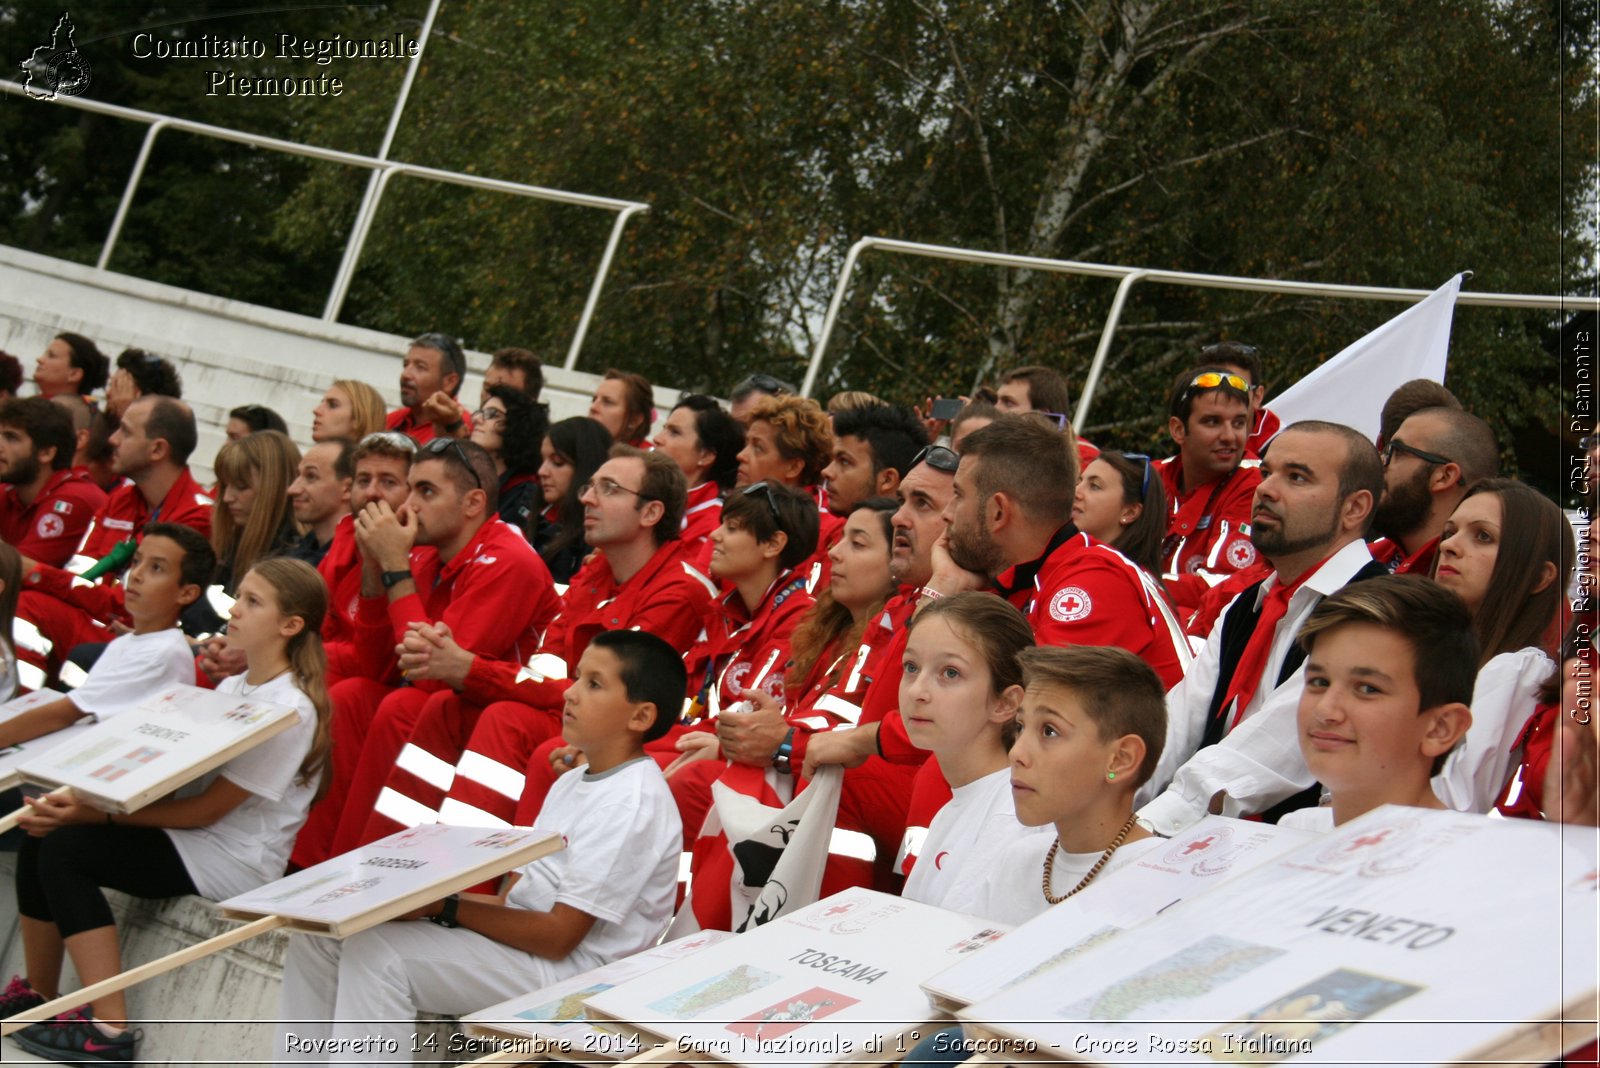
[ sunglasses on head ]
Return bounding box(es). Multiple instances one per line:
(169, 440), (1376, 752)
(909, 444), (961, 474)
(1117, 451), (1154, 499)
(740, 480), (784, 520)
(420, 437), (482, 490)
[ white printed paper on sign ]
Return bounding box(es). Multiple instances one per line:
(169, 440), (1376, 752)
(922, 816), (1313, 1013)
(0, 690), (94, 790)
(463, 931), (733, 1061)
(15, 684), (298, 812)
(220, 823), (562, 938)
(959, 806), (1599, 1066)
(584, 887), (1010, 1066)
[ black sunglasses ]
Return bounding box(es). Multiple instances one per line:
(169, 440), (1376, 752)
(909, 444), (961, 474)
(740, 480), (784, 520)
(1381, 438), (1452, 468)
(420, 437), (482, 490)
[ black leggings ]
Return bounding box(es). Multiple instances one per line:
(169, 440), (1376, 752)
(16, 825), (198, 938)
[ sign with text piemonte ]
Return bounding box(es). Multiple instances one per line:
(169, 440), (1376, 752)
(923, 816), (1314, 1014)
(15, 684), (298, 812)
(585, 886), (1010, 1066)
(220, 823), (563, 938)
(960, 806), (1598, 1065)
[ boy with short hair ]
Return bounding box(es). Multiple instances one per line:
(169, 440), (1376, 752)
(0, 523), (212, 750)
(974, 645), (1169, 925)
(1282, 574), (1475, 831)
(278, 630), (685, 1065)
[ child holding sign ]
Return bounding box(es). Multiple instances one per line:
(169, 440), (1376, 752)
(1282, 575), (1476, 831)
(0, 524), (210, 752)
(898, 592), (1044, 910)
(5, 556), (331, 1064)
(277, 631), (683, 1065)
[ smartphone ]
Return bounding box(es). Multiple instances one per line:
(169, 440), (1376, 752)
(931, 397), (963, 420)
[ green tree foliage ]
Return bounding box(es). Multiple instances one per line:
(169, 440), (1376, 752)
(1, 1), (1591, 483)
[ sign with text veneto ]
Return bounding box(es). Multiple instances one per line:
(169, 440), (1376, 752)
(15, 684), (298, 812)
(462, 931), (733, 1061)
(960, 806), (1598, 1065)
(922, 816), (1313, 1014)
(220, 823), (563, 938)
(0, 690), (95, 790)
(584, 886), (1009, 1065)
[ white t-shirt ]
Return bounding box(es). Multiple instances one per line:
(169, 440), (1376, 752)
(901, 767), (1049, 913)
(166, 672), (319, 900)
(68, 628), (195, 721)
(974, 832), (1165, 926)
(506, 755), (682, 972)
(1276, 806), (1335, 833)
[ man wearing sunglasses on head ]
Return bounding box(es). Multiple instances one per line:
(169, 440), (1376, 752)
(293, 437), (560, 864)
(1156, 365), (1264, 614)
(1369, 406), (1499, 576)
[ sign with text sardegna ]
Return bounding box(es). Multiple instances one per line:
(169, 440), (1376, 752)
(922, 816), (1314, 1014)
(584, 887), (1010, 1067)
(960, 807), (1599, 1065)
(220, 823), (563, 938)
(0, 690), (95, 790)
(463, 931), (733, 1061)
(15, 684), (298, 812)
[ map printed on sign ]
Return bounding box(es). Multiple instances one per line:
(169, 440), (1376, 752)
(584, 887), (1010, 1067)
(219, 823), (562, 938)
(922, 816), (1312, 1012)
(463, 931), (733, 1061)
(16, 684), (298, 812)
(959, 806), (1598, 1065)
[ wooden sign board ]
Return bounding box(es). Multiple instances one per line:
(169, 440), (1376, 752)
(585, 886), (1010, 1066)
(15, 684), (298, 813)
(462, 931), (733, 1062)
(923, 817), (1312, 1013)
(959, 807), (1598, 1066)
(0, 691), (93, 790)
(219, 823), (563, 938)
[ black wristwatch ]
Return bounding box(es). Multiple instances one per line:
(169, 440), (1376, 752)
(429, 894), (461, 928)
(380, 569), (413, 590)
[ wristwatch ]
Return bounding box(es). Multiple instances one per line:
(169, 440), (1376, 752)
(380, 569), (413, 589)
(771, 727), (797, 776)
(429, 894), (461, 929)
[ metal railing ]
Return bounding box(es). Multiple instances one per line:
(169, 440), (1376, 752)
(0, 76), (650, 371)
(803, 237), (1600, 431)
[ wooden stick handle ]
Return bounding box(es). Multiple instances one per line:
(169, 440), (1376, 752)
(0, 914), (289, 1034)
(0, 784), (70, 835)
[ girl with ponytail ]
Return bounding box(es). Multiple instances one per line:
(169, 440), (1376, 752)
(5, 557), (332, 1060)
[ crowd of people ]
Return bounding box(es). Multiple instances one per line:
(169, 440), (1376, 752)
(0, 328), (1590, 1064)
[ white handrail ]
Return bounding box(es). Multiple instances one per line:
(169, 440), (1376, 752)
(803, 236), (1598, 430)
(0, 76), (650, 369)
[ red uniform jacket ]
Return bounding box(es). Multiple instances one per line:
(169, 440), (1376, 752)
(27, 467), (213, 623)
(1246, 407), (1281, 459)
(0, 470), (107, 567)
(384, 406), (473, 445)
(681, 481), (723, 573)
(459, 537), (716, 709)
(350, 518), (558, 688)
(1157, 456), (1262, 614)
(1369, 535), (1440, 577)
(683, 571), (814, 719)
(1001, 526), (1186, 691)
(317, 514), (430, 683)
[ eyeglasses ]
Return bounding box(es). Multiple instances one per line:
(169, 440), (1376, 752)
(909, 444), (961, 474)
(420, 437), (481, 489)
(733, 373), (793, 396)
(1119, 452), (1154, 498)
(1184, 371), (1250, 394)
(1036, 411), (1070, 432)
(740, 480), (783, 519)
(471, 407), (506, 424)
(358, 431), (417, 454)
(581, 476), (655, 501)
(1381, 438), (1453, 468)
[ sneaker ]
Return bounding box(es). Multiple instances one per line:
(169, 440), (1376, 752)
(11, 1009), (141, 1063)
(0, 975), (45, 1019)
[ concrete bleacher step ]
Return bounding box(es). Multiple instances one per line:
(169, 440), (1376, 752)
(0, 853), (466, 1065)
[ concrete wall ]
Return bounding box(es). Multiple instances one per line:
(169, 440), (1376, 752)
(0, 243), (687, 483)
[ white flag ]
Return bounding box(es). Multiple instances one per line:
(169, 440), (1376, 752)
(1267, 273), (1464, 442)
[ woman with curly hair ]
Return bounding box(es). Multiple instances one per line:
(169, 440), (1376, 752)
(470, 384), (550, 536)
